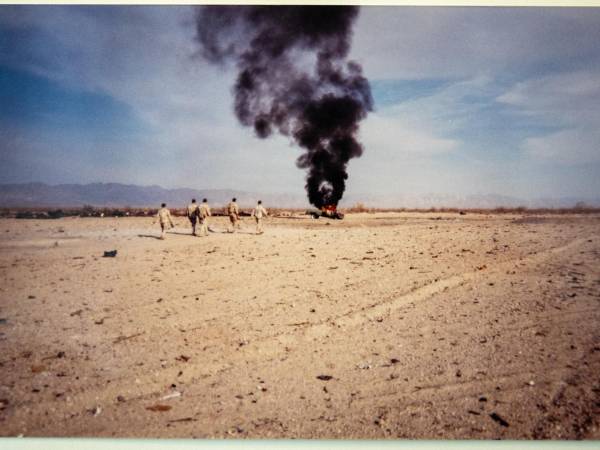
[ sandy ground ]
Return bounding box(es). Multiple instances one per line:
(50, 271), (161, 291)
(0, 212), (599, 439)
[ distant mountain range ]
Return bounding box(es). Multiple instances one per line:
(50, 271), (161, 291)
(0, 182), (303, 208)
(0, 182), (598, 209)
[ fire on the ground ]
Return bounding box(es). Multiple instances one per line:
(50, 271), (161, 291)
(308, 205), (344, 220)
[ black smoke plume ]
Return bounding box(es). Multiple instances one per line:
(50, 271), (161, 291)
(195, 6), (372, 208)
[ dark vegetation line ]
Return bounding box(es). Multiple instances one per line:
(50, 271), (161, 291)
(1, 203), (600, 220)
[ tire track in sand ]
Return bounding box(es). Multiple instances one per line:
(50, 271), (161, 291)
(279, 236), (593, 338)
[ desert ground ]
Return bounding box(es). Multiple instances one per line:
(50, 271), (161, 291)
(0, 211), (599, 439)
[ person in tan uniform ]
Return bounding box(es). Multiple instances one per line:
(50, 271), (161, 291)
(187, 198), (199, 236)
(251, 200), (268, 234)
(156, 203), (174, 239)
(227, 197), (240, 233)
(198, 198), (211, 237)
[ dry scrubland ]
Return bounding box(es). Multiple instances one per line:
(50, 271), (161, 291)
(0, 212), (599, 438)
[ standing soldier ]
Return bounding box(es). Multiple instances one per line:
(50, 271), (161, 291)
(198, 198), (211, 237)
(227, 197), (240, 233)
(157, 203), (175, 240)
(251, 200), (268, 234)
(187, 199), (199, 236)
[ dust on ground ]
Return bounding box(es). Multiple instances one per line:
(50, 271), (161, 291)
(0, 212), (599, 438)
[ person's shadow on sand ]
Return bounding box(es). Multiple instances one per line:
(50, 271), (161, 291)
(138, 229), (258, 238)
(138, 231), (199, 238)
(165, 230), (196, 236)
(137, 234), (163, 240)
(209, 228), (256, 235)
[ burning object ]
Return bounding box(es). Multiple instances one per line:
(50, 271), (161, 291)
(309, 204), (344, 220)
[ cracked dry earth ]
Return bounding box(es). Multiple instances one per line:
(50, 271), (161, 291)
(0, 212), (599, 439)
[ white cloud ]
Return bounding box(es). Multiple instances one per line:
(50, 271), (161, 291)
(352, 7), (600, 80)
(357, 75), (498, 164)
(523, 129), (600, 165)
(360, 112), (458, 158)
(498, 70), (600, 164)
(497, 70), (600, 127)
(1, 6), (231, 125)
(388, 75), (496, 128)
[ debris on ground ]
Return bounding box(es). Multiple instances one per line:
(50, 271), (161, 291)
(103, 250), (117, 257)
(489, 412), (509, 427)
(87, 406), (102, 417)
(226, 425), (244, 435)
(113, 331), (145, 344)
(168, 417), (196, 423)
(146, 404), (172, 412)
(316, 375), (333, 381)
(42, 351), (65, 361)
(161, 391), (182, 400)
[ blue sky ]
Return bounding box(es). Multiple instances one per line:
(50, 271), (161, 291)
(1, 5), (600, 203)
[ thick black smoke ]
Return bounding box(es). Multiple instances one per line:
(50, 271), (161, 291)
(195, 6), (372, 208)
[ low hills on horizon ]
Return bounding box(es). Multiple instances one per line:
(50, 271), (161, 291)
(0, 182), (598, 210)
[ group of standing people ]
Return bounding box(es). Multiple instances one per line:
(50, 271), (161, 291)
(156, 197), (268, 239)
